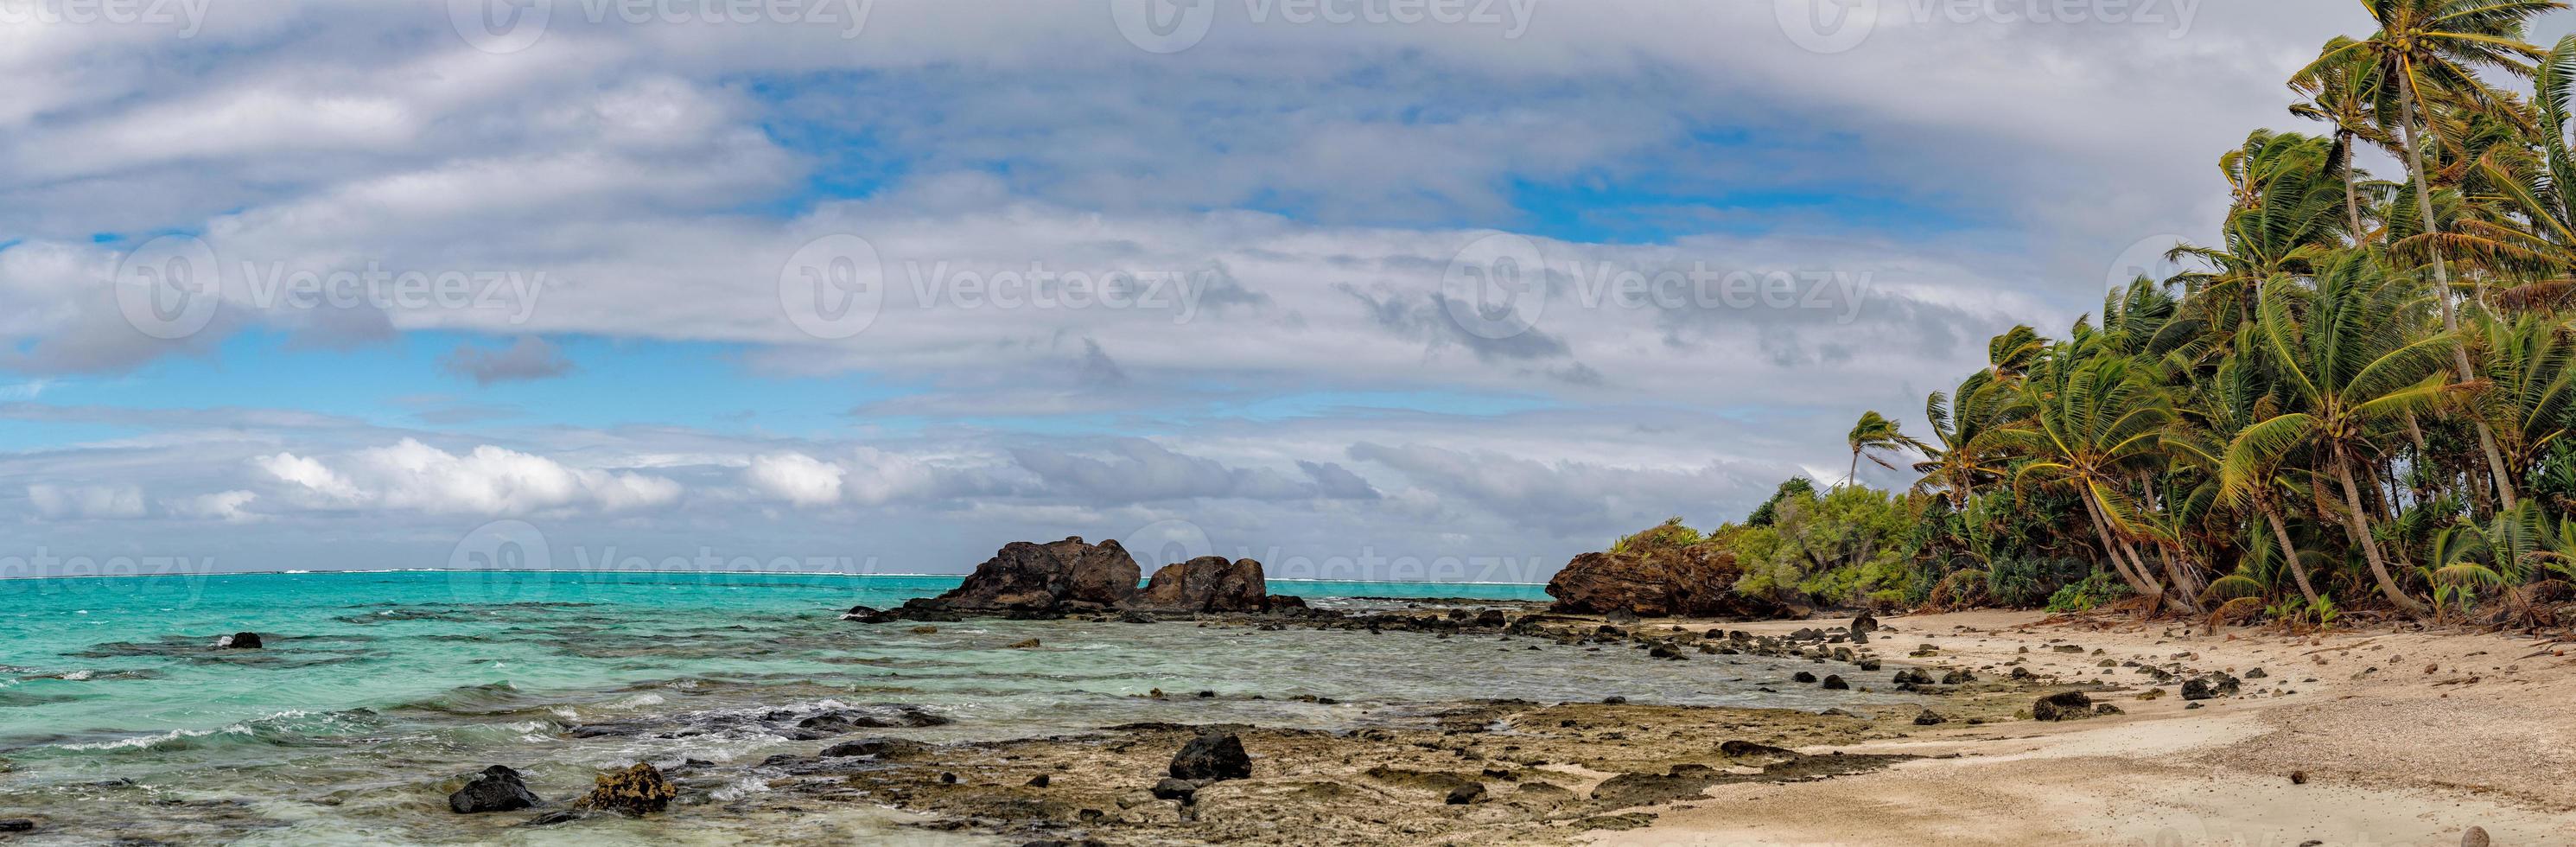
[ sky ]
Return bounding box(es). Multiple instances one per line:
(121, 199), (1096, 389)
(3, 0), (2556, 582)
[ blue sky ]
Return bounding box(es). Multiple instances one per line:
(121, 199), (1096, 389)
(0, 1), (2440, 577)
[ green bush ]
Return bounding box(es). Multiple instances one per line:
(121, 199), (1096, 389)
(2044, 570), (2133, 613)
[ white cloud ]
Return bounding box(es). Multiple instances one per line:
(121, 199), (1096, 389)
(165, 489), (260, 522)
(743, 452), (845, 506)
(259, 439), (681, 515)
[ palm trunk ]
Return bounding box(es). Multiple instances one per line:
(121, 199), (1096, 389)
(1847, 452), (1859, 487)
(2398, 75), (2519, 512)
(2260, 500), (2325, 607)
(2156, 546), (2206, 614)
(2332, 447), (2428, 615)
(2079, 487), (2167, 609)
(2338, 129), (2366, 241)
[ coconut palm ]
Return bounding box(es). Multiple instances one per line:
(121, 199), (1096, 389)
(1914, 371), (2013, 510)
(2223, 255), (2456, 615)
(2000, 347), (2179, 612)
(1845, 411), (1923, 486)
(2300, 0), (2563, 511)
(2292, 39), (2395, 239)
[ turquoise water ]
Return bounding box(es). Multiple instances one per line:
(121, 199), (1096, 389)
(0, 571), (1900, 844)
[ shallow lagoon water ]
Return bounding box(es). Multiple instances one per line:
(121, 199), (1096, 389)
(0, 571), (1911, 844)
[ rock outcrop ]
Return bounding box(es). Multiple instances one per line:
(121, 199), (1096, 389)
(1129, 557), (1274, 613)
(217, 632), (263, 649)
(1169, 732), (1252, 781)
(862, 538), (1305, 621)
(1544, 544), (1797, 620)
(894, 537), (1142, 617)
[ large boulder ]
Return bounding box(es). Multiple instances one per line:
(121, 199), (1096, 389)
(1129, 557), (1274, 613)
(900, 537), (1142, 615)
(448, 765), (542, 814)
(1545, 542), (1797, 620)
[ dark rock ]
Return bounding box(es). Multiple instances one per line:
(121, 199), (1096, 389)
(218, 632), (263, 649)
(0, 819), (34, 832)
(899, 538), (1143, 616)
(820, 737), (923, 759)
(1791, 672), (1816, 684)
(2182, 673), (2240, 701)
(1820, 674), (1848, 690)
(580, 763), (675, 816)
(1150, 778), (1199, 802)
(1027, 774), (1051, 787)
(1912, 709), (1948, 726)
(448, 765), (542, 814)
(1170, 732), (1251, 782)
(1940, 669), (1975, 685)
(2290, 769), (2308, 785)
(840, 605), (892, 622)
(1005, 638), (1043, 649)
(1129, 557), (1282, 613)
(1605, 608), (1644, 625)
(1543, 537), (1798, 620)
(2463, 825), (2490, 847)
(1474, 609), (1507, 627)
(2032, 691), (2093, 722)
(1445, 782), (1486, 805)
(1849, 612), (1879, 634)
(1601, 696), (1628, 704)
(2093, 704), (2124, 716)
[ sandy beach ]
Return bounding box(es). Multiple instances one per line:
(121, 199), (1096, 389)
(1603, 611), (2576, 846)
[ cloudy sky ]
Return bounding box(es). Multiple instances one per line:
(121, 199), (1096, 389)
(3, 0), (2546, 581)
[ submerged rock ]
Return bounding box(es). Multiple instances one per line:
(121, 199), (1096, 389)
(448, 765), (542, 814)
(217, 632), (263, 650)
(1169, 732), (1252, 782)
(0, 818), (34, 832)
(1150, 778), (1199, 802)
(580, 763), (676, 816)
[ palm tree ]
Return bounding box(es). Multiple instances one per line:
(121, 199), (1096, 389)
(2168, 131), (2352, 328)
(1914, 371), (2013, 509)
(2002, 347), (2182, 612)
(2291, 36), (2394, 239)
(2175, 335), (2328, 606)
(2223, 256), (2455, 615)
(2300, 0), (2562, 511)
(1845, 411), (1922, 486)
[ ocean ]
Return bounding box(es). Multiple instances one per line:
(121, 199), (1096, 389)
(0, 570), (1906, 844)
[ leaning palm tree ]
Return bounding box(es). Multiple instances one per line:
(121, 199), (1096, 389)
(2000, 348), (2183, 613)
(2168, 131), (2351, 330)
(1914, 371), (2013, 510)
(2176, 336), (2327, 607)
(1845, 411), (1922, 486)
(2300, 0), (2562, 510)
(2223, 255), (2455, 615)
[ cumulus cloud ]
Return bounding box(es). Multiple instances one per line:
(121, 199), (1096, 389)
(743, 452), (846, 506)
(258, 439), (681, 515)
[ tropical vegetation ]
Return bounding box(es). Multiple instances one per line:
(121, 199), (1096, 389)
(1648, 2), (2576, 627)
